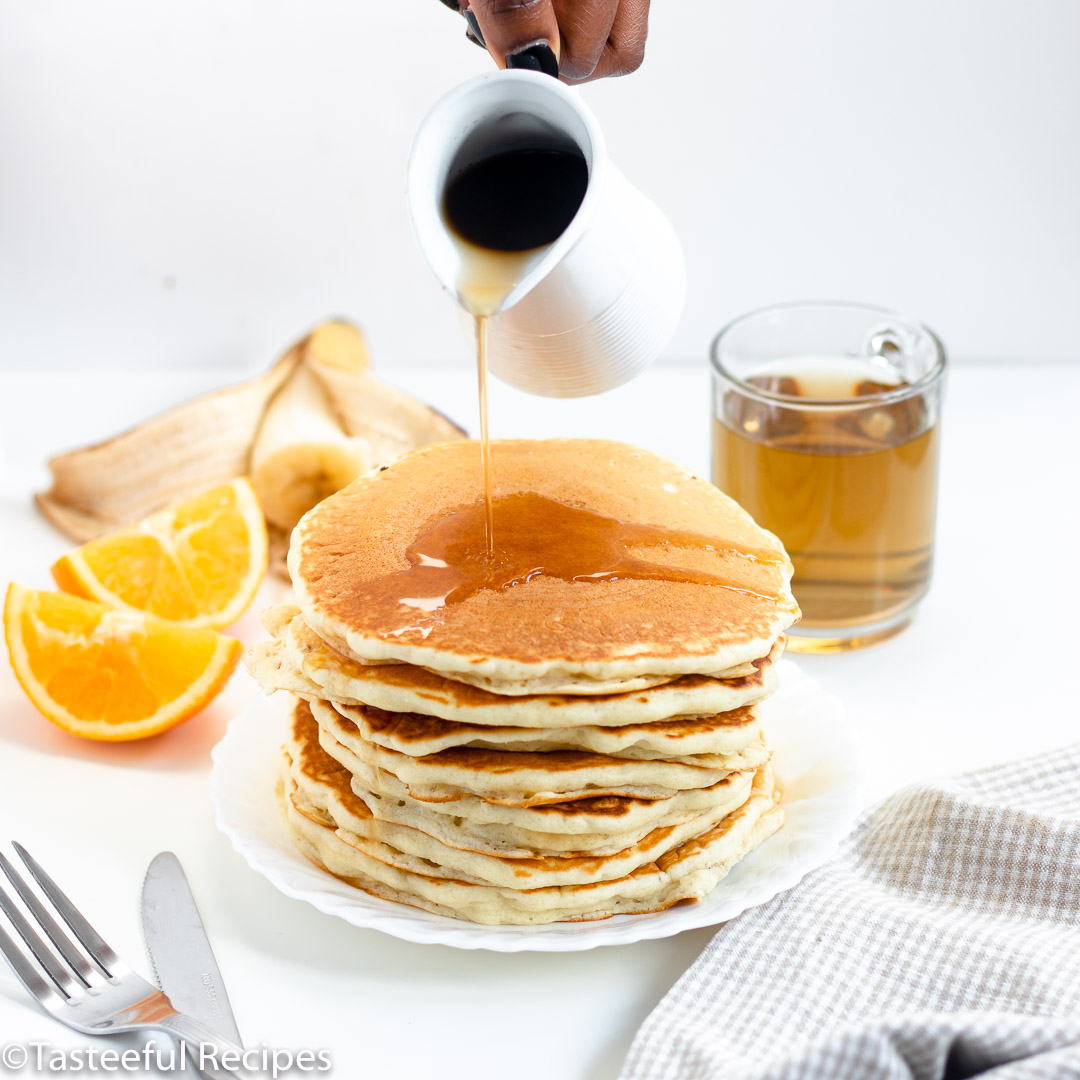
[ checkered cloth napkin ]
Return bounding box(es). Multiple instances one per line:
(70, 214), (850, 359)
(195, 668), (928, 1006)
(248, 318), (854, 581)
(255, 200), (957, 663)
(620, 744), (1080, 1080)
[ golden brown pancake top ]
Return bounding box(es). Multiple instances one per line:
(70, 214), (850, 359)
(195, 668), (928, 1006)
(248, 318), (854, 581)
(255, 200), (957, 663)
(291, 439), (797, 669)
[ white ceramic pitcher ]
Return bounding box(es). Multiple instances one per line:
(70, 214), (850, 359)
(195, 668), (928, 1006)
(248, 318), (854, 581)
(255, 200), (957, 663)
(407, 70), (686, 399)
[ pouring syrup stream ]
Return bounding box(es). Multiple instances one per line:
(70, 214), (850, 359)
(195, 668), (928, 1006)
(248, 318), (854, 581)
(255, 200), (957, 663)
(443, 145), (590, 556)
(475, 314), (494, 556)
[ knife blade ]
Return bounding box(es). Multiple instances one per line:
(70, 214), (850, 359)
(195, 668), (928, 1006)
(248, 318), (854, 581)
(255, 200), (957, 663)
(141, 851), (243, 1047)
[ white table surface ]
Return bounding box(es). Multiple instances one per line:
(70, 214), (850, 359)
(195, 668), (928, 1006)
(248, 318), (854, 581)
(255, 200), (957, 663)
(1, 360), (1078, 1078)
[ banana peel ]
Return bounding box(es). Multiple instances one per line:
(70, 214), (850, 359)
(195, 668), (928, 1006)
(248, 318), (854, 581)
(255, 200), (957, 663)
(37, 319), (466, 577)
(36, 348), (301, 542)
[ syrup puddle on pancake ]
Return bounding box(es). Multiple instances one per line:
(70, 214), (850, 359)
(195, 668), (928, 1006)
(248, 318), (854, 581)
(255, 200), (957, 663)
(375, 492), (786, 624)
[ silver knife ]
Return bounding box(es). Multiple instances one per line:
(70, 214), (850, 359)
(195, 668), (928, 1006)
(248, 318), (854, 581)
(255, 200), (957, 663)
(141, 852), (243, 1047)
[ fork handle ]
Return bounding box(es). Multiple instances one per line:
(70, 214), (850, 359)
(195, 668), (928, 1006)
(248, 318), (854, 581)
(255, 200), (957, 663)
(155, 1014), (258, 1080)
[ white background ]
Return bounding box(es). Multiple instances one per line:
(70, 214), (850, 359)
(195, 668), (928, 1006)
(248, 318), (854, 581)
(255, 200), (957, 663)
(2, 0), (1078, 372)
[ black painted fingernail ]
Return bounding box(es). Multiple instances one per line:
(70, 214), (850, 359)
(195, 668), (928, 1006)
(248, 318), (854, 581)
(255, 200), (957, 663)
(506, 43), (559, 78)
(462, 10), (486, 48)
(465, 27), (486, 49)
(437, 0), (460, 10)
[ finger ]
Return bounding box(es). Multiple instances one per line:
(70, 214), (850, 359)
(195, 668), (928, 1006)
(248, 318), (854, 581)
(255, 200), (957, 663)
(465, 0), (562, 75)
(579, 0), (650, 81)
(551, 0), (619, 82)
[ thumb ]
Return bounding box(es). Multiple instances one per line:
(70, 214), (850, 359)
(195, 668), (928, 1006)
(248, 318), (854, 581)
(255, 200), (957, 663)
(464, 0), (561, 76)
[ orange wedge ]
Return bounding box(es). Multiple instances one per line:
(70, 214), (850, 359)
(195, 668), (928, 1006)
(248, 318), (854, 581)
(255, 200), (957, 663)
(51, 478), (267, 631)
(4, 584), (242, 741)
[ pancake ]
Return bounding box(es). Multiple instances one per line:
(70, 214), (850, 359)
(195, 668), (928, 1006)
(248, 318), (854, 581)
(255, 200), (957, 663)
(325, 698), (770, 765)
(283, 708), (758, 888)
(288, 439), (798, 689)
(348, 759), (756, 841)
(276, 600), (768, 694)
(311, 699), (739, 806)
(280, 757), (784, 925)
(245, 606), (784, 727)
(287, 697), (758, 853)
(351, 781), (745, 857)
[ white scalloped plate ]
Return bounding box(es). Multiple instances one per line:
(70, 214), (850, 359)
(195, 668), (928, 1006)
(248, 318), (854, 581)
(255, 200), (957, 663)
(210, 660), (862, 952)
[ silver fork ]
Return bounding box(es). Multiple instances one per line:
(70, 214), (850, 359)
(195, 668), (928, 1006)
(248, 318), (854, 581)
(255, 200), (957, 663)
(0, 843), (252, 1080)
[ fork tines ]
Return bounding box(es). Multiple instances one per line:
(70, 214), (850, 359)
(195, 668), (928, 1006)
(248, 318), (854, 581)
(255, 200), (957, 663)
(0, 843), (116, 1005)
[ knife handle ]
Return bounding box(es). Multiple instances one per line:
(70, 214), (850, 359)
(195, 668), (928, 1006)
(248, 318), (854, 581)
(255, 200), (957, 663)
(155, 1013), (257, 1080)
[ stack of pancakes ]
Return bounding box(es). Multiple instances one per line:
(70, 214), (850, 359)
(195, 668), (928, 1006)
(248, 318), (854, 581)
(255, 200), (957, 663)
(245, 439), (800, 925)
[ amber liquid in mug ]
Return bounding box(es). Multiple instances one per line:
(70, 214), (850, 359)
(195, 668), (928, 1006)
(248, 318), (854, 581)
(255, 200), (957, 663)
(712, 361), (940, 636)
(442, 147), (589, 554)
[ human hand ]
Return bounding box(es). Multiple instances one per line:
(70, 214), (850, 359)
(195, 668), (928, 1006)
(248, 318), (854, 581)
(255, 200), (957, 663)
(440, 0), (651, 83)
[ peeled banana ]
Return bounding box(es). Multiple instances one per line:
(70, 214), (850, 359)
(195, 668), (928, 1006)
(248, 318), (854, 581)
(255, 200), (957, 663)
(250, 363), (372, 532)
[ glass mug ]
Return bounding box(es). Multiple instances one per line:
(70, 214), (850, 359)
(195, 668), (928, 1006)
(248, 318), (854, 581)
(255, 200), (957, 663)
(711, 302), (946, 652)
